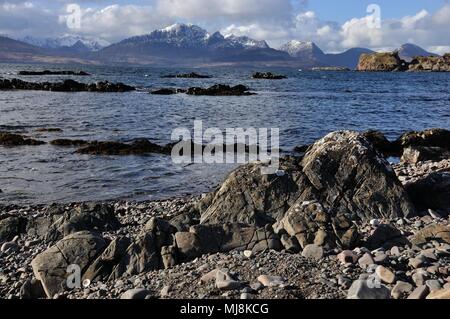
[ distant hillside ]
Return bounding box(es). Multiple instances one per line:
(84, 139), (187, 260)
(397, 43), (439, 62)
(0, 36), (99, 64)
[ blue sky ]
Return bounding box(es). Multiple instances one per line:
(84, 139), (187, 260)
(305, 0), (448, 22)
(1, 0), (449, 53)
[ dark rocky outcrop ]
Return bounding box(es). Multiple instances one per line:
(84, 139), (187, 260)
(252, 72), (287, 80)
(50, 139), (90, 147)
(75, 139), (172, 156)
(186, 84), (255, 96)
(18, 70), (90, 76)
(0, 79), (135, 92)
(358, 51), (450, 72)
(363, 130), (398, 157)
(201, 131), (415, 229)
(161, 72), (211, 79)
(404, 171), (450, 215)
(150, 88), (178, 95)
(0, 132), (45, 146)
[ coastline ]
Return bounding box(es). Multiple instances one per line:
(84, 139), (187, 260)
(1, 130), (449, 300)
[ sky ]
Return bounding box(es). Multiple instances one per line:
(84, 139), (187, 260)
(1, 0), (449, 53)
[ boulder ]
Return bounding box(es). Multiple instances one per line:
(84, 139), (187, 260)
(365, 224), (409, 250)
(404, 171), (450, 214)
(363, 130), (398, 157)
(120, 288), (152, 299)
(31, 231), (108, 298)
(0, 216), (26, 242)
(347, 279), (391, 299)
(301, 131), (416, 221)
(401, 146), (450, 164)
(175, 223), (281, 261)
(200, 156), (306, 226)
(36, 203), (121, 242)
(408, 56), (450, 72)
(411, 224), (450, 245)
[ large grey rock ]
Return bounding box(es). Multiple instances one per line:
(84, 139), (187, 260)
(175, 223), (281, 261)
(199, 131), (415, 231)
(31, 231), (107, 298)
(200, 157), (307, 226)
(347, 279), (391, 299)
(50, 203), (121, 241)
(120, 288), (152, 300)
(301, 131), (415, 221)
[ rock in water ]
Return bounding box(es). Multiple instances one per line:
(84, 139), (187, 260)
(347, 279), (391, 299)
(31, 231), (107, 298)
(357, 52), (407, 72)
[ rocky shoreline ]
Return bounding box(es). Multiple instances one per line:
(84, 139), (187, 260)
(0, 130), (449, 300)
(357, 52), (450, 72)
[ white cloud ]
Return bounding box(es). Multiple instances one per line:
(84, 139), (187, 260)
(0, 1), (449, 54)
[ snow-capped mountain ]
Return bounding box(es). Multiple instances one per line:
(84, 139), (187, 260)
(279, 40), (325, 59)
(19, 35), (109, 52)
(100, 23), (289, 63)
(224, 35), (269, 49)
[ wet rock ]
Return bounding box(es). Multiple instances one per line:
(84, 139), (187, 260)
(347, 279), (391, 299)
(0, 78), (135, 92)
(150, 88), (178, 95)
(186, 84), (255, 96)
(252, 72), (287, 80)
(161, 72), (211, 79)
(31, 231), (108, 298)
(75, 139), (171, 156)
(0, 132), (45, 147)
(18, 70), (90, 76)
(50, 139), (89, 147)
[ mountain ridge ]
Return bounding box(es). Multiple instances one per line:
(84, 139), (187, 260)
(0, 23), (441, 68)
